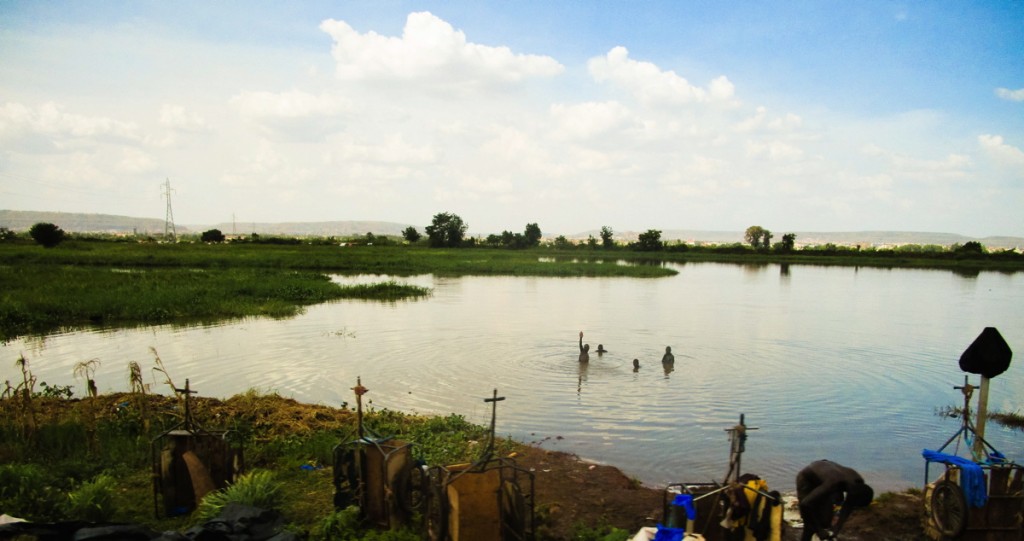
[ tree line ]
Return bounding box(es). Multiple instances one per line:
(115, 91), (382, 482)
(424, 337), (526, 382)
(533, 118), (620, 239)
(4, 216), (1020, 264)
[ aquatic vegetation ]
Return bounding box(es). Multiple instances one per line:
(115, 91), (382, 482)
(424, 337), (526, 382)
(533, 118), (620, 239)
(0, 264), (430, 340)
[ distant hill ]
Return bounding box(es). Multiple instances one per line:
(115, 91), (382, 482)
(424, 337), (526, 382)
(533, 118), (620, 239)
(0, 210), (184, 234)
(2, 210), (1021, 249)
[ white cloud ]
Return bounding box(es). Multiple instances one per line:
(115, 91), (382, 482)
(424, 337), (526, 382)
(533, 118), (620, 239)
(979, 134), (1024, 168)
(746, 140), (804, 161)
(886, 151), (972, 181)
(549, 101), (634, 140)
(735, 106), (802, 133)
(319, 12), (563, 87)
(995, 87), (1024, 102)
(159, 104), (208, 131)
(116, 148), (157, 175)
(0, 102), (138, 141)
(229, 90), (351, 119)
(324, 133), (436, 165)
(587, 46), (738, 108)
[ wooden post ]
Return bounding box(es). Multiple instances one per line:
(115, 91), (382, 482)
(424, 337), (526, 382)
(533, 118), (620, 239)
(972, 375), (990, 459)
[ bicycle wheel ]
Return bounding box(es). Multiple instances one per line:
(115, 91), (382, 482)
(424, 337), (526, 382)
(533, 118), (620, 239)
(930, 480), (967, 538)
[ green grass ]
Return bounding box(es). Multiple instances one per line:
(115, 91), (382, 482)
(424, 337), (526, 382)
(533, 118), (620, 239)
(0, 241), (679, 276)
(0, 264), (430, 340)
(0, 390), (517, 538)
(196, 470), (284, 520)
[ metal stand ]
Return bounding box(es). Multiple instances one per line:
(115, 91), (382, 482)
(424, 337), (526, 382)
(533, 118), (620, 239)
(923, 377), (1023, 540)
(332, 377), (422, 530)
(150, 379), (242, 517)
(425, 389), (535, 541)
(663, 414), (780, 541)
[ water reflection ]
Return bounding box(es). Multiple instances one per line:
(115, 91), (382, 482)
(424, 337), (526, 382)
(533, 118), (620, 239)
(577, 361), (588, 396)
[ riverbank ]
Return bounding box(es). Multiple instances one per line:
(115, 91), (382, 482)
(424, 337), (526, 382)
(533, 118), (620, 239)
(0, 390), (929, 540)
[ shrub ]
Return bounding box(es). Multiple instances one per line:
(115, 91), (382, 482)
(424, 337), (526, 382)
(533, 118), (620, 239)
(64, 474), (117, 522)
(0, 463), (64, 520)
(29, 222), (66, 248)
(196, 470), (283, 520)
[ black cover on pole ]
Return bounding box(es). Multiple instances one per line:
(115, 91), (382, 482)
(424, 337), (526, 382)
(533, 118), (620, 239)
(959, 327), (1012, 378)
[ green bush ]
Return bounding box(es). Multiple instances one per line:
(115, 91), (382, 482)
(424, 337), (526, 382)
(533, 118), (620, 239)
(0, 463), (65, 520)
(65, 474), (117, 522)
(196, 470), (284, 520)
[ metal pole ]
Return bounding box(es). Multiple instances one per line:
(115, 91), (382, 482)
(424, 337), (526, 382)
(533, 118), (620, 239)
(483, 389), (505, 461)
(352, 377), (368, 440)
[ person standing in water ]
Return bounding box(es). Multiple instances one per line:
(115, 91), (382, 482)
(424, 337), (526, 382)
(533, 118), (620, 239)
(578, 331), (590, 363)
(596, 344), (608, 355)
(632, 358), (640, 372)
(661, 346), (675, 364)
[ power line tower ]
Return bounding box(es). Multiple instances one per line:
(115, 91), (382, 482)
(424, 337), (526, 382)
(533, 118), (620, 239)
(162, 178), (177, 241)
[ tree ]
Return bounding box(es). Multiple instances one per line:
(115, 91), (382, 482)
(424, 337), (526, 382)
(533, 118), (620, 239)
(29, 222), (65, 248)
(586, 235), (598, 248)
(778, 233), (796, 252)
(635, 229), (663, 251)
(600, 226), (614, 249)
(744, 225), (772, 249)
(402, 226), (421, 243)
(201, 229), (225, 243)
(425, 212), (467, 248)
(553, 235), (572, 249)
(0, 227), (16, 242)
(524, 223), (542, 247)
(955, 241), (985, 255)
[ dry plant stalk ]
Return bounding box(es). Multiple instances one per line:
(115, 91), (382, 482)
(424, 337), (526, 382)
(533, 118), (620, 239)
(128, 361), (150, 431)
(74, 358), (101, 398)
(15, 354), (38, 440)
(149, 347), (178, 394)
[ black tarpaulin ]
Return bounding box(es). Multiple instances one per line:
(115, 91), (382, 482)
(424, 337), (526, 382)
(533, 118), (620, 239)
(959, 327), (1012, 378)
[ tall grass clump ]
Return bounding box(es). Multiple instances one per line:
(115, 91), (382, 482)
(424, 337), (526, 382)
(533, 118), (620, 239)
(64, 473), (118, 522)
(336, 280), (431, 301)
(195, 470), (284, 521)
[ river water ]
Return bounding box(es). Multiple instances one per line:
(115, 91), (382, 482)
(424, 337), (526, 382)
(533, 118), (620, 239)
(4, 262), (1022, 493)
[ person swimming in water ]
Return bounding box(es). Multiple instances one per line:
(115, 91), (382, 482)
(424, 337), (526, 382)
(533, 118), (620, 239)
(578, 331), (590, 363)
(661, 346), (675, 364)
(596, 344), (608, 354)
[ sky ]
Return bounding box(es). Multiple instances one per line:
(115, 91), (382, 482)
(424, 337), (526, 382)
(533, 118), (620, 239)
(1, 1), (1022, 238)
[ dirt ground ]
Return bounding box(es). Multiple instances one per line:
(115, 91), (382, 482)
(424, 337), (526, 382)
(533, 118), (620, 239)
(514, 444), (929, 540)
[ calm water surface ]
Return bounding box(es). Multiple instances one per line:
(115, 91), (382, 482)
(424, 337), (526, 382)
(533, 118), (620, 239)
(4, 262), (1022, 493)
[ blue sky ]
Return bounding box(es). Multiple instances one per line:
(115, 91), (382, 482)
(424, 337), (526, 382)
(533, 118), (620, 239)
(1, 1), (1021, 238)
